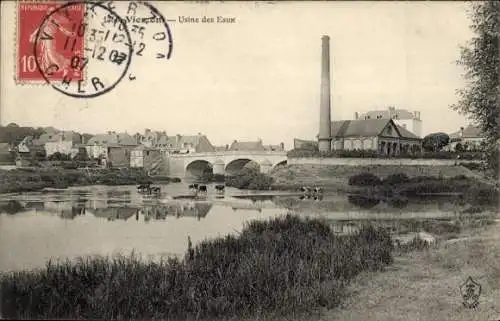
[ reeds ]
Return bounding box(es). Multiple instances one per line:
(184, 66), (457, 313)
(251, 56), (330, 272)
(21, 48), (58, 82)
(1, 214), (393, 320)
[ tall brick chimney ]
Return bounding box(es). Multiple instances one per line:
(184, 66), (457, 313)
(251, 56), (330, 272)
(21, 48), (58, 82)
(318, 35), (332, 152)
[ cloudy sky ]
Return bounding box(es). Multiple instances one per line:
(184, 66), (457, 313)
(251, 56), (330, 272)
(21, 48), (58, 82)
(1, 1), (474, 148)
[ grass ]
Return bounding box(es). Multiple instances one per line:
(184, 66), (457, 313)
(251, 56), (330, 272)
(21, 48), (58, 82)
(325, 218), (500, 321)
(0, 214), (394, 320)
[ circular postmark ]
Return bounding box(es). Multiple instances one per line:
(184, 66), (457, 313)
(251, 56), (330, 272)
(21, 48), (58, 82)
(104, 1), (174, 81)
(33, 1), (133, 98)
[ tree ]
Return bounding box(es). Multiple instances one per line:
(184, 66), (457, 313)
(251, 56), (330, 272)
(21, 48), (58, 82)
(422, 132), (450, 152)
(452, 1), (500, 176)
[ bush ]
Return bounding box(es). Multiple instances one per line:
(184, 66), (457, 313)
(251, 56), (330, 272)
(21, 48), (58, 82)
(348, 172), (382, 186)
(0, 215), (393, 320)
(226, 168), (274, 190)
(383, 173), (410, 185)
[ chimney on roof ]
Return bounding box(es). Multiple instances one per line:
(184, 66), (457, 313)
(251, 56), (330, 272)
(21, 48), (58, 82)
(318, 35), (332, 153)
(354, 112), (359, 120)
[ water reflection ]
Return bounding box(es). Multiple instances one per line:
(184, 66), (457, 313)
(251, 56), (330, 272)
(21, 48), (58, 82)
(347, 195), (381, 209)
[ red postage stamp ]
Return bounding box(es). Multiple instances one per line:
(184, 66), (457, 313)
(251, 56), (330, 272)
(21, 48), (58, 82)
(16, 1), (85, 84)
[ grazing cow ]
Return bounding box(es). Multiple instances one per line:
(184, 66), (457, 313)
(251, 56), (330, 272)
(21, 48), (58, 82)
(137, 183), (151, 193)
(198, 185), (208, 193)
(215, 185), (225, 193)
(150, 186), (161, 194)
(188, 183), (199, 190)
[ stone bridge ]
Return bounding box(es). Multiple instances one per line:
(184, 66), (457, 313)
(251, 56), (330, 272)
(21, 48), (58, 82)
(166, 151), (287, 178)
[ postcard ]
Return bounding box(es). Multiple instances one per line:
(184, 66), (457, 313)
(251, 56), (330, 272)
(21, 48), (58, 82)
(0, 1), (499, 320)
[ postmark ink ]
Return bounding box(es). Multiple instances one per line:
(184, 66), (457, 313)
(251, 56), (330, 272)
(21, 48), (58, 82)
(33, 1), (133, 98)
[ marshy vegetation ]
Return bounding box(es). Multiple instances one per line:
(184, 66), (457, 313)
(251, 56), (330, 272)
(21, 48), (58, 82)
(348, 172), (499, 206)
(1, 214), (393, 320)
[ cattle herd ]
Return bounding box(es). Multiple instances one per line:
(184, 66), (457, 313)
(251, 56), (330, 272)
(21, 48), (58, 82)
(137, 182), (226, 196)
(188, 183), (225, 194)
(300, 186), (323, 198)
(137, 183), (161, 195)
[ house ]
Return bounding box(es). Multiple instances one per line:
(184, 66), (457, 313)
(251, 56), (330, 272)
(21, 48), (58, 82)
(447, 125), (485, 151)
(136, 129), (168, 148)
(15, 135), (46, 164)
(330, 118), (422, 156)
(356, 106), (422, 137)
(264, 143), (285, 152)
(130, 145), (162, 172)
(228, 140), (266, 151)
(86, 132), (137, 160)
(156, 133), (216, 153)
(293, 139), (318, 151)
(106, 144), (131, 168)
(44, 131), (85, 158)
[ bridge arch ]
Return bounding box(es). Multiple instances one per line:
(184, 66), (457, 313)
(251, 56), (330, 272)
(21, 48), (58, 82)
(225, 158), (260, 176)
(185, 160), (213, 179)
(271, 160), (287, 172)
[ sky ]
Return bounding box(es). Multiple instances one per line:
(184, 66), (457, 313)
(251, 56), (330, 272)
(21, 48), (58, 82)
(1, 1), (474, 148)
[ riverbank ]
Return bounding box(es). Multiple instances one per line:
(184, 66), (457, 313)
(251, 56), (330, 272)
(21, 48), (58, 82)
(322, 217), (500, 321)
(270, 164), (499, 207)
(0, 168), (180, 194)
(0, 214), (393, 320)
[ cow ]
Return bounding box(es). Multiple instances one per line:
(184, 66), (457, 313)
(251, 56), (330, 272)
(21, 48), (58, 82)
(198, 185), (208, 193)
(188, 183), (199, 190)
(137, 183), (151, 193)
(313, 187), (323, 194)
(150, 186), (161, 194)
(215, 185), (225, 193)
(300, 186), (311, 193)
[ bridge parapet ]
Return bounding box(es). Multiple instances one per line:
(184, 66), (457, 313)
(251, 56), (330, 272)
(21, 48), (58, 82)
(168, 150), (287, 158)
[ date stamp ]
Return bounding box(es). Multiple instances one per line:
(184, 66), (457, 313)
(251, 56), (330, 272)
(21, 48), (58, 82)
(16, 1), (85, 84)
(16, 1), (173, 98)
(34, 1), (133, 98)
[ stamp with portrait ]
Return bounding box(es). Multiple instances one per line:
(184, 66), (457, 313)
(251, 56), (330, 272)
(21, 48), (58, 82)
(16, 1), (85, 84)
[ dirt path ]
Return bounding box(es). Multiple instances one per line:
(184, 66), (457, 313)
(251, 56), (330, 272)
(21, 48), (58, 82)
(320, 221), (500, 321)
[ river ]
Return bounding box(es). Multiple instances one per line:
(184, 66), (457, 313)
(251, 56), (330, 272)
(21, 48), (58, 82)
(0, 182), (488, 272)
